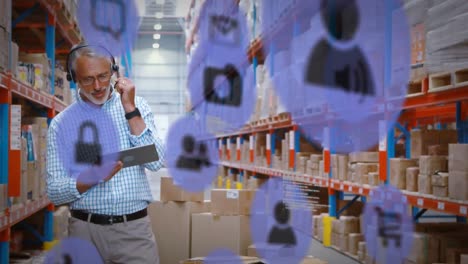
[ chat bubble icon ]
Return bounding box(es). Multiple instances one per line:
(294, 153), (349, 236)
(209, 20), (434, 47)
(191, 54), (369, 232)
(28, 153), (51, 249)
(91, 0), (126, 40)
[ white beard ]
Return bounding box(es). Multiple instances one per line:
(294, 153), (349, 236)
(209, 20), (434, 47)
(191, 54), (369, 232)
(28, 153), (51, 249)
(79, 85), (111, 105)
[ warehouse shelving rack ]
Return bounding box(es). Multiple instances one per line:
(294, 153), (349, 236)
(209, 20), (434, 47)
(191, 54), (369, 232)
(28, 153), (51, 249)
(210, 2), (468, 257)
(0, 0), (82, 262)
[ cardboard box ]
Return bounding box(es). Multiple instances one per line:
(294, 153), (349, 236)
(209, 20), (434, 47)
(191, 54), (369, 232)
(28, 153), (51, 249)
(390, 158), (418, 189)
(446, 248), (468, 264)
(338, 234), (349, 252)
(449, 144), (468, 172)
(247, 244), (257, 257)
(53, 206), (69, 240)
(358, 241), (366, 256)
(368, 172), (379, 186)
(419, 155), (447, 175)
(348, 233), (364, 255)
(181, 256), (264, 264)
(356, 163), (378, 182)
(0, 0), (11, 30)
(0, 27), (8, 71)
(448, 171), (468, 200)
(0, 184), (7, 211)
(411, 129), (439, 158)
(160, 177), (204, 202)
(191, 213), (252, 257)
(349, 152), (379, 163)
(301, 256), (328, 264)
(433, 185), (448, 197)
(428, 144), (449, 156)
(432, 172), (449, 186)
(407, 233), (439, 264)
(461, 254), (468, 264)
(439, 130), (458, 145)
(338, 216), (360, 234)
(418, 174), (432, 194)
(26, 161), (39, 200)
(338, 155), (348, 181)
(148, 201), (210, 264)
(11, 41), (19, 77)
(406, 167), (419, 192)
(211, 189), (256, 216)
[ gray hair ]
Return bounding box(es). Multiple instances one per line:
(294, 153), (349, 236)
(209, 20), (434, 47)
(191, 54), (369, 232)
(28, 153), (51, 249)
(69, 44), (114, 74)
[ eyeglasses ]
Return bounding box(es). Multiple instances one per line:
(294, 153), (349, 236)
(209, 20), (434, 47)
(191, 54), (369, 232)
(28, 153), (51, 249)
(78, 72), (112, 86)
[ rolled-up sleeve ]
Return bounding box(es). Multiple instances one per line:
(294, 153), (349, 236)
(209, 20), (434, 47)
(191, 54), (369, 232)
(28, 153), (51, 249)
(46, 118), (82, 205)
(129, 97), (165, 171)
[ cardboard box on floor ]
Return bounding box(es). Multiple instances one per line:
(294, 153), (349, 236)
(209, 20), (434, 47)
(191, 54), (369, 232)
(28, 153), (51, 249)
(160, 176), (204, 202)
(191, 213), (252, 257)
(246, 246), (327, 264)
(211, 189), (256, 216)
(148, 201), (210, 264)
(180, 256), (265, 264)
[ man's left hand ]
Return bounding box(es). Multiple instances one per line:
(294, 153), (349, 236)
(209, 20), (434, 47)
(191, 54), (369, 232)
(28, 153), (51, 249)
(116, 77), (136, 113)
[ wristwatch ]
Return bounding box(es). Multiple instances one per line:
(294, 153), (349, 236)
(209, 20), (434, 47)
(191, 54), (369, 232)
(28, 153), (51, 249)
(125, 108), (141, 120)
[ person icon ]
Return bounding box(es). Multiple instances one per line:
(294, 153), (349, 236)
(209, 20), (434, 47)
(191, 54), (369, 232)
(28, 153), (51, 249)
(176, 135), (212, 171)
(268, 201), (297, 246)
(305, 0), (375, 101)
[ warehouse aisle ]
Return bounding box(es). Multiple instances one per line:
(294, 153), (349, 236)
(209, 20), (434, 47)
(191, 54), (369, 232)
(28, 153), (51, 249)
(146, 170), (359, 263)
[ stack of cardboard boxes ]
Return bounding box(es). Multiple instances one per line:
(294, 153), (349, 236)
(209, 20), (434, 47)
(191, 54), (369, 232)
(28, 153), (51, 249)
(410, 129), (458, 159)
(18, 53), (52, 94)
(0, 0), (11, 72)
(348, 152), (379, 184)
(149, 177), (208, 264)
(418, 155), (448, 195)
(331, 216), (360, 253)
(191, 189), (256, 257)
(330, 154), (348, 180)
(390, 158), (418, 190)
(448, 144), (468, 200)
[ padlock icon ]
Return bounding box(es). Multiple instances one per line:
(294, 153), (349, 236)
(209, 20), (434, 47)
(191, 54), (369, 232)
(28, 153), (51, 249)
(75, 121), (102, 165)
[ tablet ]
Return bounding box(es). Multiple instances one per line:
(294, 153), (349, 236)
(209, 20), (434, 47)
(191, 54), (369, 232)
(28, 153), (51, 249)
(107, 144), (159, 168)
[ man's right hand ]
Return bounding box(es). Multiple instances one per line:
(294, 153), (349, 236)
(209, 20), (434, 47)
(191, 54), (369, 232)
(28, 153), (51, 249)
(76, 161), (123, 194)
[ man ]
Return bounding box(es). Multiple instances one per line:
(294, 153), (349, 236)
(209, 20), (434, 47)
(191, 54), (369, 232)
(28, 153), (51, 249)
(46, 44), (164, 263)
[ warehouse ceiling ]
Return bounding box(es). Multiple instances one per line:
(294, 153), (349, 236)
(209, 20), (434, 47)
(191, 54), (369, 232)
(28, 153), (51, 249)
(138, 0), (188, 35)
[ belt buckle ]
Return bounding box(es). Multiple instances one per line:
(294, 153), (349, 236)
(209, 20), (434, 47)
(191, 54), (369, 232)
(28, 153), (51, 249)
(108, 216), (114, 225)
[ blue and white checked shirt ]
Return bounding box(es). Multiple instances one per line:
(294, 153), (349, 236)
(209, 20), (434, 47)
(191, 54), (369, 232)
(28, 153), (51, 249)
(46, 88), (165, 215)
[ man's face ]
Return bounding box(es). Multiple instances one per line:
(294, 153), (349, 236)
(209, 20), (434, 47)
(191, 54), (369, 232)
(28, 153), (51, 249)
(75, 56), (112, 105)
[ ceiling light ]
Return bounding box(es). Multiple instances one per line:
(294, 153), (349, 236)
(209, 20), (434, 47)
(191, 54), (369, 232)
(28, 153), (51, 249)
(155, 12), (164, 19)
(153, 24), (162, 30)
(153, 34), (161, 39)
(153, 43), (160, 49)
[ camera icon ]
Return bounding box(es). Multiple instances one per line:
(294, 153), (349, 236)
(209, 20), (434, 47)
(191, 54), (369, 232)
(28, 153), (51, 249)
(203, 64), (242, 107)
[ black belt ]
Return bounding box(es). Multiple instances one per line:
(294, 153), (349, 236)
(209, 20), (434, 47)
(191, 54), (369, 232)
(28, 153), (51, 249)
(71, 208), (147, 225)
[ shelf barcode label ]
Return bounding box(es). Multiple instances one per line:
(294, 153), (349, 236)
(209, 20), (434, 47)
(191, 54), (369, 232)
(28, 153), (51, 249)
(417, 199), (424, 206)
(331, 183), (334, 188)
(348, 186), (353, 192)
(359, 188), (363, 194)
(437, 202), (445, 210)
(249, 136), (254, 149)
(460, 206), (467, 215)
(340, 184), (344, 190)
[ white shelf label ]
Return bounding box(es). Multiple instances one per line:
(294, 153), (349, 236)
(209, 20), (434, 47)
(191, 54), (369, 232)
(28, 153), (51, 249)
(266, 134), (271, 150)
(249, 136), (254, 150)
(460, 206), (467, 215)
(359, 188), (363, 194)
(218, 139), (222, 150)
(417, 198), (424, 207)
(378, 120), (387, 151)
(289, 131), (295, 150)
(237, 137), (241, 150)
(331, 182), (335, 188)
(340, 184), (344, 190)
(10, 105), (22, 150)
(437, 202), (445, 210)
(227, 140), (231, 149)
(226, 190), (239, 199)
(348, 186), (353, 192)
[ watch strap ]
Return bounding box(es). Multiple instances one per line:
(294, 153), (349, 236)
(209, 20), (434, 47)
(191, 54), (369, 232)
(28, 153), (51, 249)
(125, 108), (141, 120)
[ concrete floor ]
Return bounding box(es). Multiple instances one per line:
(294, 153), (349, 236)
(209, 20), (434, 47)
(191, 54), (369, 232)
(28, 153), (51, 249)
(146, 169), (359, 264)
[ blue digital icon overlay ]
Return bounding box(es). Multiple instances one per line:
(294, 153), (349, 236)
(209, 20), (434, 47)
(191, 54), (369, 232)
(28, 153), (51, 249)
(250, 177), (312, 264)
(363, 185), (414, 263)
(261, 0), (410, 152)
(55, 102), (120, 185)
(165, 115), (219, 193)
(77, 0), (139, 56)
(44, 237), (103, 264)
(188, 0), (255, 133)
(204, 248), (243, 264)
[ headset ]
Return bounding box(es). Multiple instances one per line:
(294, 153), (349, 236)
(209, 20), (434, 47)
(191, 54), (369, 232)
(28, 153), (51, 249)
(66, 44), (120, 83)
